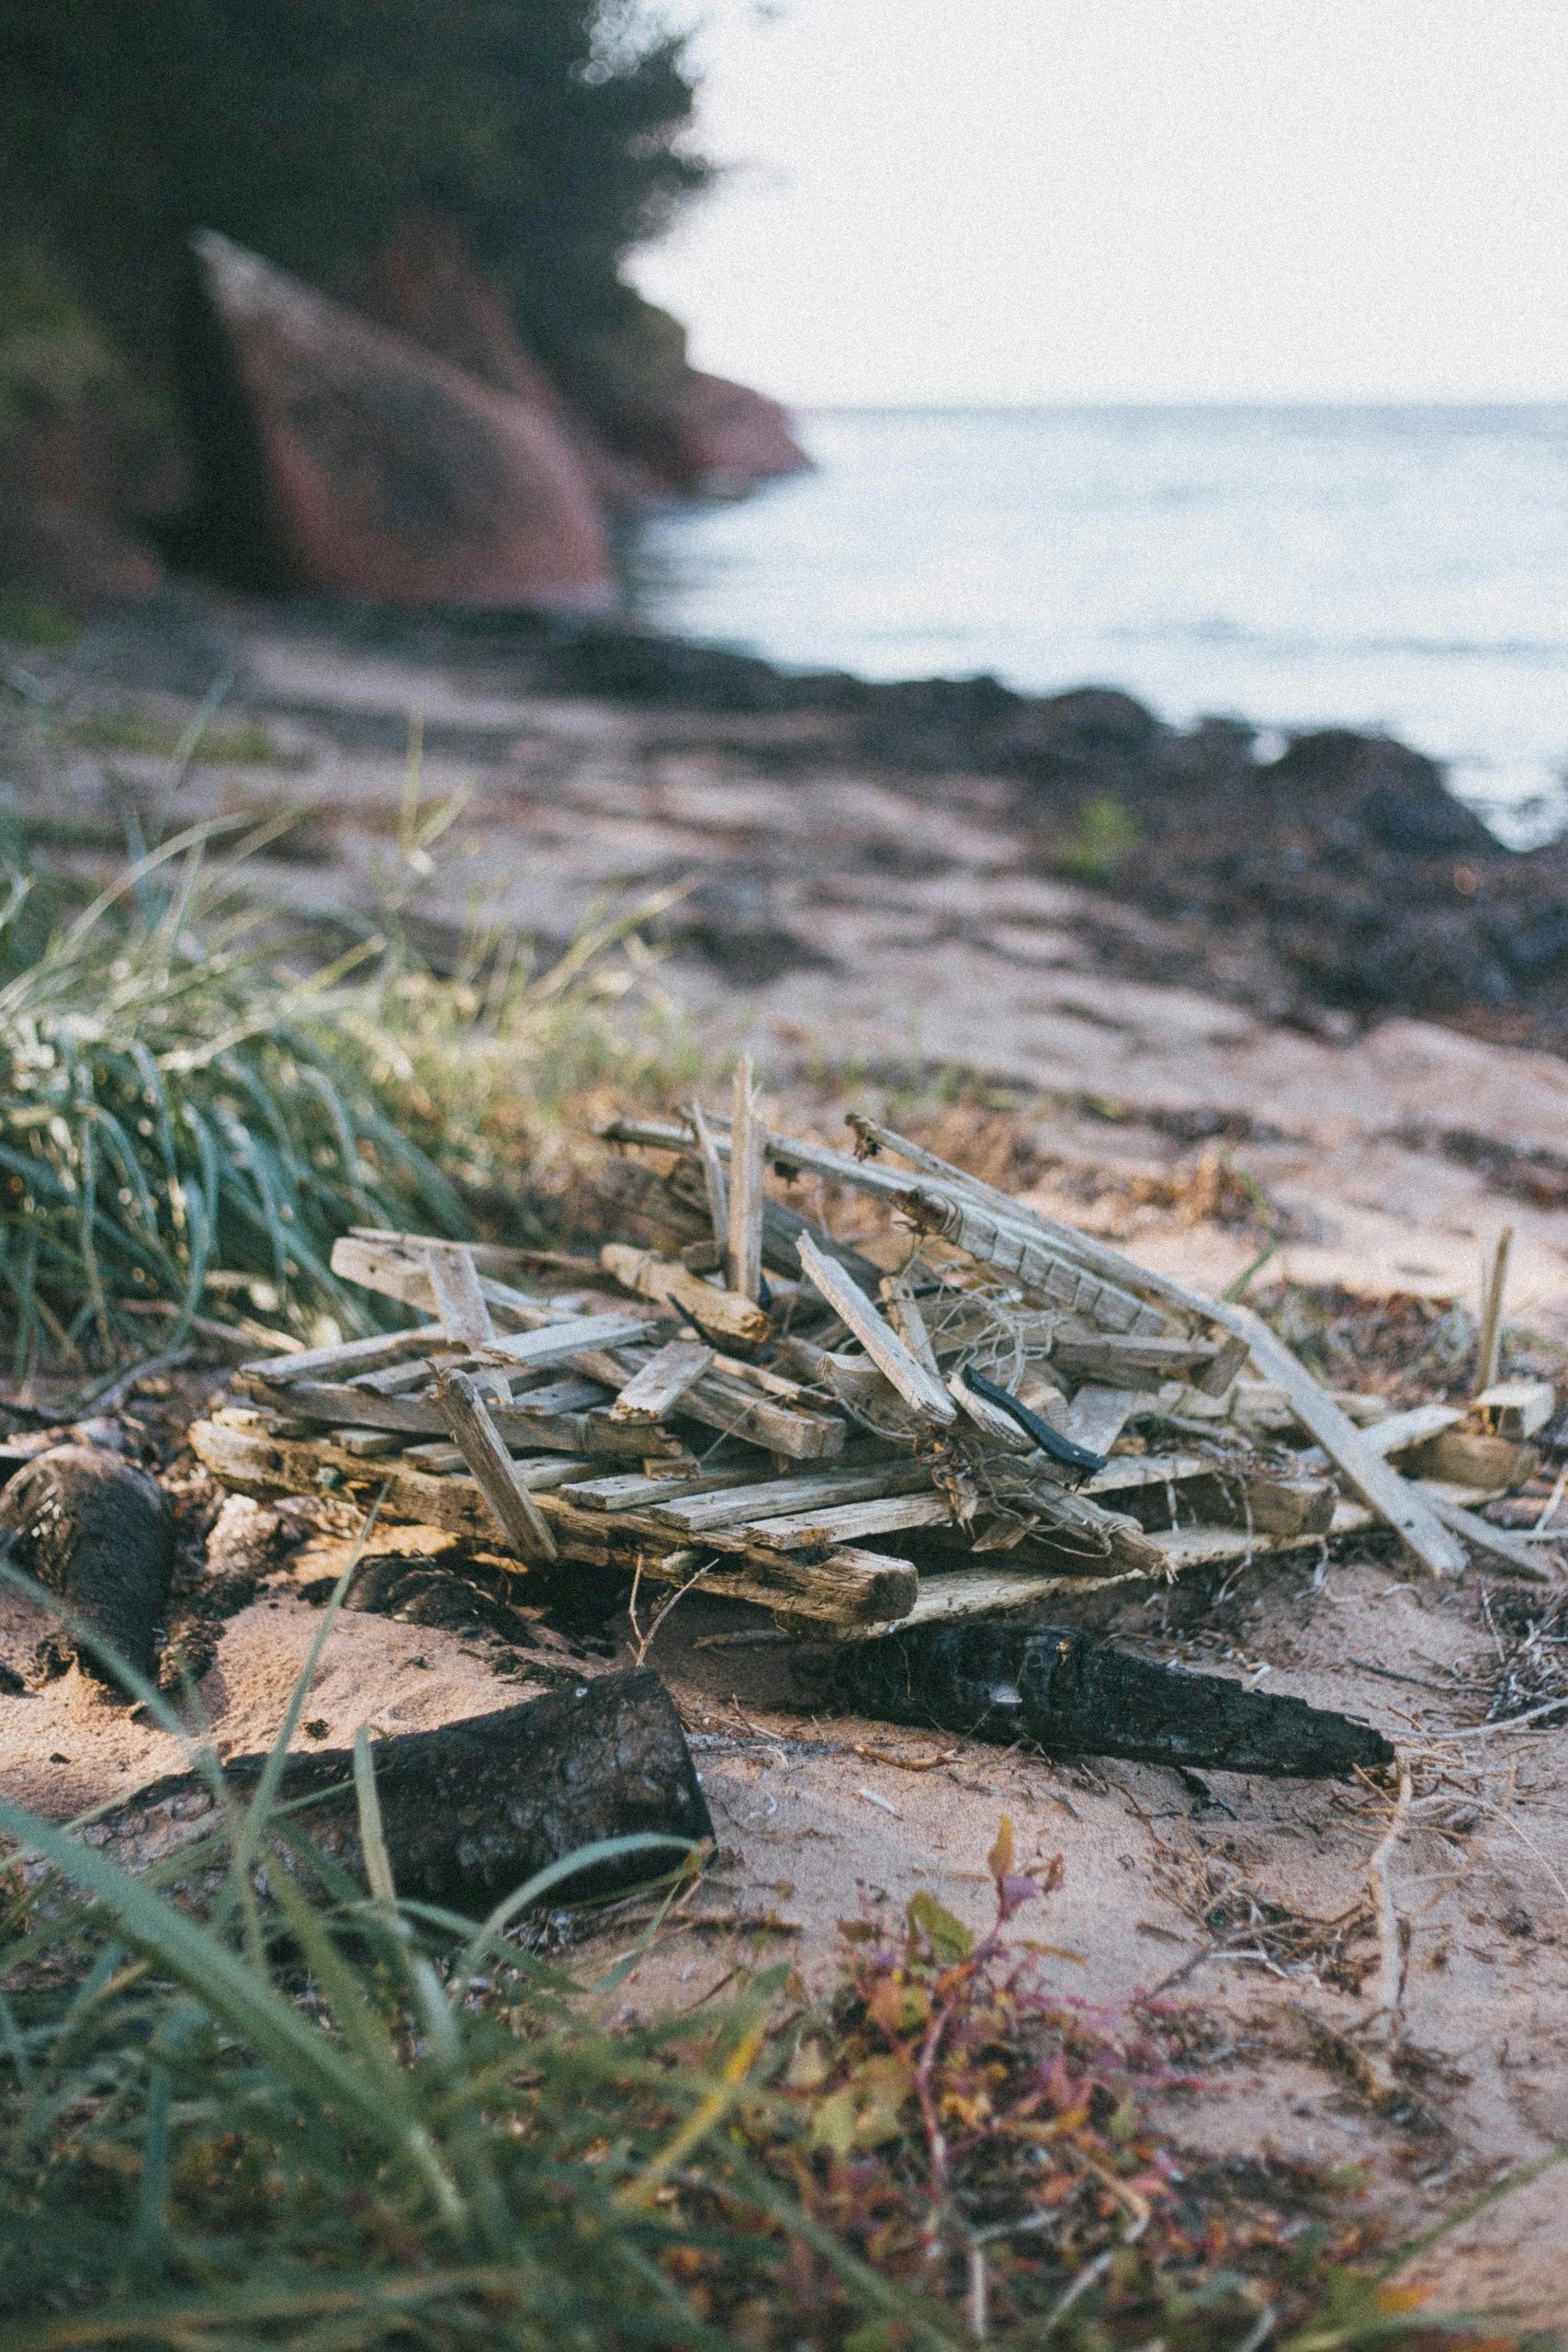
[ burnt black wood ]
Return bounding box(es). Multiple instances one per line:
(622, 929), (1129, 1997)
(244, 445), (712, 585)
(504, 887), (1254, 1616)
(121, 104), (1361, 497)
(836, 1623), (1393, 1779)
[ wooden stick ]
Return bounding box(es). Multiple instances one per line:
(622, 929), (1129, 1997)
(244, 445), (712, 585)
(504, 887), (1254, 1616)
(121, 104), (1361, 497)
(1215, 1306), (1465, 1577)
(689, 1099), (729, 1257)
(423, 1243), (496, 1348)
(795, 1233), (955, 1425)
(241, 1326), (446, 1385)
(607, 1340), (715, 1424)
(726, 1057), (766, 1303)
(600, 1244), (769, 1345)
(1477, 1225), (1514, 1394)
(433, 1369), (558, 1562)
(481, 1313), (649, 1371)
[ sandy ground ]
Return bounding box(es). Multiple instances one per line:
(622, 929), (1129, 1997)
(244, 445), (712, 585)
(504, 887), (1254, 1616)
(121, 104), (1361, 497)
(5, 610), (1568, 2323)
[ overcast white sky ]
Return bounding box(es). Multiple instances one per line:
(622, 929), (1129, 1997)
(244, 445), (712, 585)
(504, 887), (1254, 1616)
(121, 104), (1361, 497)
(628, 0), (1568, 406)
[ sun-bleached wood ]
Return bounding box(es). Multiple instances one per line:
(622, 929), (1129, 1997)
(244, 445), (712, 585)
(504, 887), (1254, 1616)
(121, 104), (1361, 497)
(432, 1370), (558, 1562)
(795, 1233), (955, 1424)
(726, 1058), (766, 1303)
(607, 1340), (715, 1423)
(599, 1243), (769, 1345)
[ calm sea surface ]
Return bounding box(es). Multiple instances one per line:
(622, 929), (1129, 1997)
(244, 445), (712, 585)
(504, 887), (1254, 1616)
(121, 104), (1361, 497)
(628, 405), (1568, 845)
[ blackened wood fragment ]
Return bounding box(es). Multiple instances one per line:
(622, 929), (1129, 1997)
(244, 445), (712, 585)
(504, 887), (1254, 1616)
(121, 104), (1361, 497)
(833, 1623), (1393, 1779)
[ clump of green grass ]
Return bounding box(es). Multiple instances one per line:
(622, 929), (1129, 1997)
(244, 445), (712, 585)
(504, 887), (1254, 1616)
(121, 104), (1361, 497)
(0, 813), (695, 1372)
(1050, 794), (1143, 880)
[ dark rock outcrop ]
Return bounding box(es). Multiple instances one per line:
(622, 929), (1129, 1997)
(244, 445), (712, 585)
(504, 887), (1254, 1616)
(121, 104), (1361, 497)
(192, 232), (616, 611)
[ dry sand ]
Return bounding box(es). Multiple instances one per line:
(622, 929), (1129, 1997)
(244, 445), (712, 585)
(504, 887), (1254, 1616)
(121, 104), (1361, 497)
(4, 613), (1567, 2323)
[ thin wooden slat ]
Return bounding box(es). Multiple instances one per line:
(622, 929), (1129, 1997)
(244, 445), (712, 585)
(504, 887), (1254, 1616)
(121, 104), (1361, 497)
(1218, 1306), (1466, 1578)
(482, 1313), (650, 1371)
(727, 1057), (765, 1303)
(795, 1233), (955, 1425)
(645, 1462), (934, 1535)
(745, 1491), (956, 1552)
(423, 1243), (496, 1348)
(607, 1340), (715, 1423)
(690, 1098), (729, 1255)
(433, 1370), (558, 1562)
(241, 1325), (445, 1385)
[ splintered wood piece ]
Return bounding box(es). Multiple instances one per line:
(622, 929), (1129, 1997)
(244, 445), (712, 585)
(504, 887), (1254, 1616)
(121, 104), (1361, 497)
(880, 1272), (941, 1376)
(423, 1243), (496, 1348)
(795, 1234), (954, 1425)
(1470, 1377), (1556, 1441)
(744, 1490), (956, 1552)
(727, 1058), (766, 1303)
(433, 1370), (558, 1563)
(1050, 1333), (1232, 1386)
(1060, 1385), (1145, 1456)
(1172, 1465), (1337, 1539)
(599, 1244), (769, 1345)
(898, 1189), (1167, 1337)
(788, 1561), (1148, 1638)
(734, 1545), (919, 1623)
(333, 1236), (569, 1331)
(645, 1462), (932, 1535)
(241, 1326), (446, 1385)
(689, 1098), (729, 1255)
(608, 1340), (715, 1423)
(677, 1381), (845, 1461)
(1218, 1306), (1466, 1577)
(483, 1313), (650, 1372)
(400, 1443), (593, 1489)
(243, 1372), (671, 1460)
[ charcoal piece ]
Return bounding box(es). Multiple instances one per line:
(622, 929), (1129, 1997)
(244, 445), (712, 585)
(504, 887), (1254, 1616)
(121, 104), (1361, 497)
(0, 1445), (174, 1689)
(29, 1669), (712, 1917)
(834, 1623), (1393, 1780)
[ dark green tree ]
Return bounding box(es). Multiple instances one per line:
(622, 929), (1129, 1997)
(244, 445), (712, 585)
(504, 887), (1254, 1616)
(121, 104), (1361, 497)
(0, 0), (706, 387)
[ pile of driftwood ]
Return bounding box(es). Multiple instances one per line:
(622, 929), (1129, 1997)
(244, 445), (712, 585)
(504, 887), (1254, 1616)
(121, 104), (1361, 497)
(192, 1079), (1560, 1640)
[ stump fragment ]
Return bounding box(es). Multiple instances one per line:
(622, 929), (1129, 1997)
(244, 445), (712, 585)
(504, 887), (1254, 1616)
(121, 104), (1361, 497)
(38, 1669), (712, 1917)
(0, 1445), (174, 1689)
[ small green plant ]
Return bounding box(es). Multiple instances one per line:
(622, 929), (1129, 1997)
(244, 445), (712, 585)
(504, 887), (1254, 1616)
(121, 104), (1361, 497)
(0, 594), (79, 653)
(1051, 794), (1142, 881)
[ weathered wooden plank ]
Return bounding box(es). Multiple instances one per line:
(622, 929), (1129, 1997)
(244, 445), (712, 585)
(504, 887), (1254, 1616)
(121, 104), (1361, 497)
(897, 1188), (1167, 1337)
(795, 1233), (955, 1424)
(744, 1491), (957, 1552)
(689, 1098), (729, 1255)
(645, 1462), (933, 1535)
(241, 1326), (444, 1385)
(483, 1313), (650, 1372)
(599, 1244), (769, 1345)
(607, 1340), (715, 1424)
(423, 1243), (496, 1348)
(1217, 1306), (1466, 1577)
(726, 1057), (765, 1303)
(433, 1371), (559, 1563)
(1060, 1385), (1145, 1456)
(568, 1465), (765, 1512)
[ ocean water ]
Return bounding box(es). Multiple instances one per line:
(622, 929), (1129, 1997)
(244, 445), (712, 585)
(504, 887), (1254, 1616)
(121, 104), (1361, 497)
(628, 405), (1568, 846)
